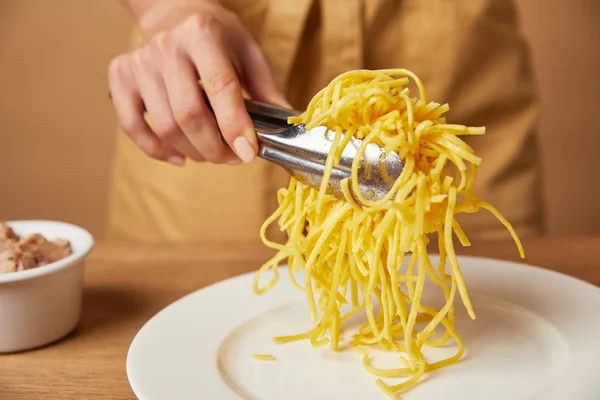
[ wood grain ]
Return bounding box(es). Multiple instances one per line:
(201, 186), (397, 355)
(1, 238), (599, 399)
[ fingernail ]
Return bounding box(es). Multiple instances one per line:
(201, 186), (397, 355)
(167, 155), (186, 166)
(233, 136), (256, 163)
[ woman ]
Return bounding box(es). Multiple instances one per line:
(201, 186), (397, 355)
(108, 0), (543, 243)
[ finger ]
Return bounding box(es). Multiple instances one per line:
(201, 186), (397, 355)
(186, 27), (257, 163)
(108, 56), (186, 166)
(129, 47), (205, 162)
(158, 37), (237, 163)
(239, 40), (290, 108)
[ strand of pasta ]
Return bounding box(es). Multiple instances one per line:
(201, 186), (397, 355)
(255, 69), (523, 398)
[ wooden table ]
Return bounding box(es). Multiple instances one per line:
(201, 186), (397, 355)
(1, 237), (599, 399)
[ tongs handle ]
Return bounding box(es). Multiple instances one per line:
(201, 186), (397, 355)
(244, 98), (300, 128)
(109, 85), (300, 131)
(199, 90), (300, 133)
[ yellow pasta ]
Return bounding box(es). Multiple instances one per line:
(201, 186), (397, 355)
(253, 69), (524, 398)
(252, 354), (276, 361)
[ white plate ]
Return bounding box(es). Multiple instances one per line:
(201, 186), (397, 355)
(126, 256), (600, 400)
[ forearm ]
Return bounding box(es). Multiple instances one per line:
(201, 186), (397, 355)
(118, 0), (221, 36)
(119, 0), (161, 22)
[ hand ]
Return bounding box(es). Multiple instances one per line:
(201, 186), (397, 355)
(109, 0), (289, 165)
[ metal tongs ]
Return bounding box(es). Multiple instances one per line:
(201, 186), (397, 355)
(110, 85), (403, 201)
(243, 98), (403, 202)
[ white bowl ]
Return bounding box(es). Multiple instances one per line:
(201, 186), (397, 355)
(0, 220), (94, 353)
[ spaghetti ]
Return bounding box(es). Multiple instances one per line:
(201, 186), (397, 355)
(253, 69), (524, 397)
(252, 354), (276, 361)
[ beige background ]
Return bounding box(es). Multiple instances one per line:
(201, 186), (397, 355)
(0, 1), (130, 236)
(1, 0), (599, 239)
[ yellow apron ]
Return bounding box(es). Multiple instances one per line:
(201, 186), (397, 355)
(107, 0), (543, 243)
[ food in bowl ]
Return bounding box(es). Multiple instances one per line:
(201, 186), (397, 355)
(0, 221), (72, 274)
(0, 220), (93, 353)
